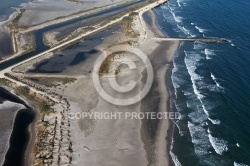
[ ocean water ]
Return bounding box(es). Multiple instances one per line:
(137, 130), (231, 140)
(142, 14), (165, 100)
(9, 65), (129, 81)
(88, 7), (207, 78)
(154, 0), (250, 165)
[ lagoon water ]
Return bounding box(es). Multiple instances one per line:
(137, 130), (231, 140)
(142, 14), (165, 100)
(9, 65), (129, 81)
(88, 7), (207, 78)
(0, 0), (29, 22)
(155, 0), (250, 165)
(0, 88), (35, 166)
(1, 0), (250, 165)
(0, 0), (29, 57)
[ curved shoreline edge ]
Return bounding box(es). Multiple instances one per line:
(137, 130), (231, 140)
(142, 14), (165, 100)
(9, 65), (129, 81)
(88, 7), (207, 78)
(0, 86), (37, 166)
(142, 8), (180, 166)
(0, 0), (176, 166)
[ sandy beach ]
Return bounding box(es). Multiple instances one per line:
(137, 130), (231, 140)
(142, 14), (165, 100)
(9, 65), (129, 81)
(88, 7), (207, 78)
(0, 0), (181, 165)
(140, 10), (179, 165)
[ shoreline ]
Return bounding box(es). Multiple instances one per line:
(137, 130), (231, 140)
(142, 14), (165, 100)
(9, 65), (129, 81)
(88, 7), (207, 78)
(3, 109), (35, 166)
(0, 0), (176, 165)
(141, 8), (179, 166)
(166, 62), (177, 166)
(0, 86), (38, 166)
(0, 102), (24, 166)
(150, 10), (177, 166)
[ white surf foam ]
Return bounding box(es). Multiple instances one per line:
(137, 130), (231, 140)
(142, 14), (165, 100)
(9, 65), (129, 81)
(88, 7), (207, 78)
(177, 2), (181, 7)
(193, 42), (206, 50)
(188, 121), (211, 155)
(183, 27), (190, 34)
(173, 13), (183, 23)
(177, 25), (190, 35)
(234, 162), (249, 166)
(176, 0), (184, 4)
(170, 150), (182, 166)
(184, 51), (205, 99)
(185, 52), (227, 154)
(160, 5), (168, 10)
(173, 48), (227, 159)
(208, 134), (228, 155)
(205, 48), (215, 55)
(204, 48), (216, 60)
(170, 127), (183, 165)
(190, 34), (197, 37)
(210, 72), (224, 90)
(208, 118), (221, 125)
(195, 26), (207, 33)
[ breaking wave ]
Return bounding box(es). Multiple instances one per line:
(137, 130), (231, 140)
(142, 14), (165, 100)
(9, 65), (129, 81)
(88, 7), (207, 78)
(208, 134), (228, 155)
(195, 25), (207, 33)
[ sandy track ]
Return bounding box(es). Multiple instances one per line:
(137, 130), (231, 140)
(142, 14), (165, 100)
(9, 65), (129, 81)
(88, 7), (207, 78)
(10, 72), (86, 79)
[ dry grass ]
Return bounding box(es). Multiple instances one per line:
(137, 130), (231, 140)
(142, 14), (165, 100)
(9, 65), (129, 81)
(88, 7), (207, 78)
(0, 78), (11, 85)
(121, 16), (139, 38)
(15, 85), (54, 114)
(26, 77), (76, 87)
(99, 51), (126, 76)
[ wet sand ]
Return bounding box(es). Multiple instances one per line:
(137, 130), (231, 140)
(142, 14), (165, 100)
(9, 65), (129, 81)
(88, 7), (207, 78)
(59, 6), (178, 166)
(0, 0), (179, 165)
